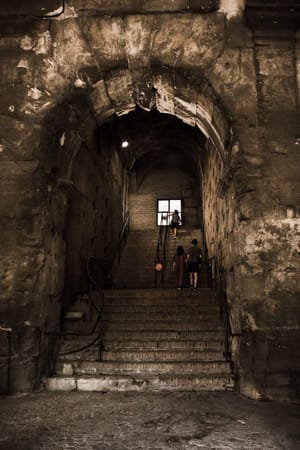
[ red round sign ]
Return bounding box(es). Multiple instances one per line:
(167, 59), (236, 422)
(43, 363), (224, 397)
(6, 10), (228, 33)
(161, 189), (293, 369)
(155, 263), (163, 272)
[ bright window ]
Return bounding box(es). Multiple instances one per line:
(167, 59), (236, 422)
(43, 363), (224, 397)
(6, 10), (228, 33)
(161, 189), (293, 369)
(157, 199), (182, 226)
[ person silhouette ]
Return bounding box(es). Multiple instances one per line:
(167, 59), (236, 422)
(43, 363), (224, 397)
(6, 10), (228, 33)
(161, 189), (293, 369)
(170, 210), (181, 238)
(187, 239), (202, 290)
(172, 245), (186, 290)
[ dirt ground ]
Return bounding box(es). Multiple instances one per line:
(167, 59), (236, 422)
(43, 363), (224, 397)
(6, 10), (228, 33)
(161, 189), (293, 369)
(0, 390), (299, 449)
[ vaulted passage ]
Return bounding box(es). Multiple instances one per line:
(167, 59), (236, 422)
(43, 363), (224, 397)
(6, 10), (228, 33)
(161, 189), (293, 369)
(0, 0), (299, 405)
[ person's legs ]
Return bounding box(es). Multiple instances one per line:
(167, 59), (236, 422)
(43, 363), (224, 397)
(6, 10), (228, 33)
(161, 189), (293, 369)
(193, 272), (198, 289)
(189, 272), (193, 288)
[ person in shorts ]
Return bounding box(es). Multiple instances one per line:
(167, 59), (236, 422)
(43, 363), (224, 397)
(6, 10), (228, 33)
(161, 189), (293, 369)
(170, 210), (181, 238)
(187, 239), (202, 290)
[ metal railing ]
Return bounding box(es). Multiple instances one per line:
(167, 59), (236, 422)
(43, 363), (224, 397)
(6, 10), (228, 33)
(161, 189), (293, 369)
(154, 223), (169, 288)
(45, 263), (106, 369)
(114, 210), (130, 265)
(45, 211), (131, 369)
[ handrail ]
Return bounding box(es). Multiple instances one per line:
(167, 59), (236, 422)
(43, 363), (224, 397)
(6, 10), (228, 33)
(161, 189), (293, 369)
(45, 280), (105, 365)
(208, 256), (232, 361)
(162, 225), (168, 267)
(114, 210), (130, 265)
(154, 222), (169, 287)
(0, 326), (12, 394)
(45, 212), (131, 366)
(119, 211), (130, 249)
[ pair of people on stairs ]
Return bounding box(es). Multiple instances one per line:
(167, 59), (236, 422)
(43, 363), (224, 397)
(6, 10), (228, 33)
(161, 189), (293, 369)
(172, 239), (202, 290)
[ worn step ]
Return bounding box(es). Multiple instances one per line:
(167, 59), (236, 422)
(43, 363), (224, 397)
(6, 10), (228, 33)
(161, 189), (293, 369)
(104, 339), (225, 351)
(103, 320), (223, 331)
(102, 304), (218, 313)
(55, 360), (232, 376)
(47, 373), (235, 392)
(62, 317), (223, 333)
(104, 298), (215, 305)
(101, 311), (218, 321)
(101, 297), (217, 307)
(101, 350), (225, 361)
(63, 329), (225, 341)
(58, 348), (225, 362)
(102, 288), (214, 298)
(51, 280), (234, 393)
(62, 336), (225, 349)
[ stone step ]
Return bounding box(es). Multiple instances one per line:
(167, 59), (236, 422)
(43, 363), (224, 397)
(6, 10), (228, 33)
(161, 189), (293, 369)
(60, 339), (226, 355)
(55, 360), (232, 376)
(53, 280), (233, 393)
(119, 268), (206, 273)
(102, 321), (223, 331)
(58, 346), (225, 361)
(103, 287), (213, 296)
(101, 311), (219, 321)
(63, 329), (225, 341)
(47, 373), (235, 392)
(114, 281), (208, 287)
(114, 279), (208, 287)
(100, 304), (219, 313)
(116, 262), (207, 269)
(104, 339), (225, 351)
(63, 321), (223, 335)
(66, 301), (219, 318)
(102, 299), (215, 307)
(68, 301), (219, 313)
(102, 350), (225, 361)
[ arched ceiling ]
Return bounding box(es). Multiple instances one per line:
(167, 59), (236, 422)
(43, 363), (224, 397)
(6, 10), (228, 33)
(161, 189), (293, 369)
(99, 106), (206, 182)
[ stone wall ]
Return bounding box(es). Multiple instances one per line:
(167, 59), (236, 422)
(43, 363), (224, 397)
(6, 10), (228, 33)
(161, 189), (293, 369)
(61, 116), (126, 304)
(0, 84), (127, 393)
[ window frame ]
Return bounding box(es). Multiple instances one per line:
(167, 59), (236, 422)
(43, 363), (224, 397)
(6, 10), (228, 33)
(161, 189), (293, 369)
(157, 199), (182, 226)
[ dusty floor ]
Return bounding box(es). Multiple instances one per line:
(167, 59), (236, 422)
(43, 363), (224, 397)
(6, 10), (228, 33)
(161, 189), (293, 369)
(0, 390), (299, 450)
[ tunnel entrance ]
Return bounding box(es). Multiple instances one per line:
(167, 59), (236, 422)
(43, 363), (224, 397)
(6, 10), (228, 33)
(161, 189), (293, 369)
(1, 64), (239, 396)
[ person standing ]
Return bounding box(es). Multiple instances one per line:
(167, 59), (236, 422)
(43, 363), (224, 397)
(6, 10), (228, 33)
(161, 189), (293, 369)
(187, 239), (202, 290)
(172, 245), (186, 290)
(170, 209), (181, 238)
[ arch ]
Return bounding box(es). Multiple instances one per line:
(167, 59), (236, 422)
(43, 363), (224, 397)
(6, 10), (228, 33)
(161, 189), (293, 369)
(88, 67), (232, 163)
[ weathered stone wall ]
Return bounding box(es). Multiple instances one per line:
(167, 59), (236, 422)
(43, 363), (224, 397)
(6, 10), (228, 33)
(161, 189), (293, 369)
(229, 31), (300, 401)
(61, 116), (126, 304)
(0, 28), (127, 391)
(0, 2), (299, 399)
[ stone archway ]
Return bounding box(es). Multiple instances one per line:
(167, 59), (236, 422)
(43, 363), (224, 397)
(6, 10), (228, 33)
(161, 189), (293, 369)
(88, 67), (232, 163)
(0, 60), (238, 393)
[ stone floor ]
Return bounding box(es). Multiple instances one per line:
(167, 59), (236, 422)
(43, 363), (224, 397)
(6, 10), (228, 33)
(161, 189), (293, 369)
(0, 391), (299, 450)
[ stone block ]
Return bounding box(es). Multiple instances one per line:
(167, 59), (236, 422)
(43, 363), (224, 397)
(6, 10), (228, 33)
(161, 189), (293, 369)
(80, 16), (127, 70)
(105, 69), (136, 115)
(47, 377), (76, 391)
(89, 79), (115, 122)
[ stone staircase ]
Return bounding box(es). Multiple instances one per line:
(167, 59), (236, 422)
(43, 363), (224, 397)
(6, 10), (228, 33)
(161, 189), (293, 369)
(47, 288), (235, 392)
(113, 228), (208, 289)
